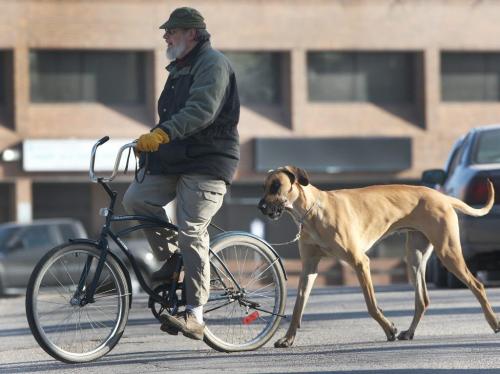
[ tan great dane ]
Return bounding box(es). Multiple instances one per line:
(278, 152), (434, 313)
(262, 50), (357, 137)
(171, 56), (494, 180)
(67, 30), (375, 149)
(258, 166), (499, 348)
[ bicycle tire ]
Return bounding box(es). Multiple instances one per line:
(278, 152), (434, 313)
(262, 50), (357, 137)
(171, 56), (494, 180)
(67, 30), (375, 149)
(203, 233), (286, 352)
(26, 243), (130, 363)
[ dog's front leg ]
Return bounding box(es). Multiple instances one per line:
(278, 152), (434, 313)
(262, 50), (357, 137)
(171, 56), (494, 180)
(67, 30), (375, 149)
(275, 254), (321, 348)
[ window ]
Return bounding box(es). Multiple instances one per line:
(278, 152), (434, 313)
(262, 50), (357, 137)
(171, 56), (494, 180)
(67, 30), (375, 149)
(446, 136), (468, 176)
(21, 226), (56, 249)
(223, 52), (282, 105)
(30, 50), (146, 104)
(474, 129), (500, 164)
(307, 52), (416, 103)
(441, 52), (500, 101)
(0, 227), (17, 251)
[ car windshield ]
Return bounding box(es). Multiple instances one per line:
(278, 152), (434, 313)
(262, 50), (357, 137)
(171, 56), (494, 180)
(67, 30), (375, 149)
(0, 227), (18, 252)
(474, 129), (500, 164)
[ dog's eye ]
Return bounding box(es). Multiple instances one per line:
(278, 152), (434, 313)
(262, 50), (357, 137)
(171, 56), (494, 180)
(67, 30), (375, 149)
(270, 180), (281, 194)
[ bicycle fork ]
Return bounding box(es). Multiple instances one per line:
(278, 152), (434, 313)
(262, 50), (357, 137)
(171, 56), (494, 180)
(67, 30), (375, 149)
(71, 238), (109, 306)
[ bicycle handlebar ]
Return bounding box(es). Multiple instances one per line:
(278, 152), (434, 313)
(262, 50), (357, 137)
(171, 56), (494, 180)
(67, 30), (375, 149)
(97, 136), (110, 146)
(89, 137), (137, 183)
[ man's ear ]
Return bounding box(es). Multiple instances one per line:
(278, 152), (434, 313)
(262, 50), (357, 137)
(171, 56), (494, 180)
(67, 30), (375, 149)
(186, 28), (197, 41)
(283, 166), (309, 186)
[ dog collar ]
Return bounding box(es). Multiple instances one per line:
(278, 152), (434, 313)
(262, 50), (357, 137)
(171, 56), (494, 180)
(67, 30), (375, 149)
(298, 198), (320, 225)
(272, 197), (320, 247)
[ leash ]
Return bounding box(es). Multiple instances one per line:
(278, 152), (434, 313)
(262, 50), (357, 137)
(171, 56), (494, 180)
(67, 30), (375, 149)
(268, 198), (320, 246)
(123, 143), (148, 184)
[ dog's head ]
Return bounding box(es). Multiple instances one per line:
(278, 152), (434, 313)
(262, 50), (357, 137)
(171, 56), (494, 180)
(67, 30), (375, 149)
(258, 166), (310, 220)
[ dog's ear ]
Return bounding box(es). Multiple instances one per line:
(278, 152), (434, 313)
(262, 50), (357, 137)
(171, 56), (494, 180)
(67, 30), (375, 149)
(283, 166), (309, 186)
(278, 166), (296, 185)
(295, 167), (310, 186)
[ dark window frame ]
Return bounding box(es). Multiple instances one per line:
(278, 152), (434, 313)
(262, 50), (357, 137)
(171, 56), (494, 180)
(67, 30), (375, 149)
(441, 51), (500, 102)
(222, 51), (284, 105)
(30, 49), (147, 104)
(307, 51), (417, 104)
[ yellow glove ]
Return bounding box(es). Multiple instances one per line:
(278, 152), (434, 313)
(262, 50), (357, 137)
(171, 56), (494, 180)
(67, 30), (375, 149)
(136, 128), (170, 152)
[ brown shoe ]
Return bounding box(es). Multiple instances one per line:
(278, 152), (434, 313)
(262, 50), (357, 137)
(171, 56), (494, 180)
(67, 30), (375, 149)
(159, 311), (205, 340)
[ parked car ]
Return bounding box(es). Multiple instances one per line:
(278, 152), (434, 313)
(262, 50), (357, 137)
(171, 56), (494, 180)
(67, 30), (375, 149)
(422, 124), (500, 288)
(0, 219), (86, 295)
(0, 218), (162, 295)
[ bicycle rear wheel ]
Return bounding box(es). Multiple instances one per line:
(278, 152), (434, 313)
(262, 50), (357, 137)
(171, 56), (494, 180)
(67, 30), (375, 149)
(204, 233), (286, 352)
(26, 243), (130, 363)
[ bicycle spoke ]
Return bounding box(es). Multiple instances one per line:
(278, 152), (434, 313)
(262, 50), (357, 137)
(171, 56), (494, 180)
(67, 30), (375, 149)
(93, 292), (130, 300)
(243, 259), (279, 289)
(59, 258), (77, 289)
(94, 272), (111, 294)
(246, 282), (274, 296)
(37, 299), (69, 306)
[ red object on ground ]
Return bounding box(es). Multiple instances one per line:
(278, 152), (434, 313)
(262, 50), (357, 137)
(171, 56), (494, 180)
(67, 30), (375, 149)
(242, 311), (259, 325)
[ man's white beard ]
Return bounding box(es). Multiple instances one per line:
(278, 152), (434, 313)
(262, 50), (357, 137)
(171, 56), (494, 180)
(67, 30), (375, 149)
(166, 40), (187, 61)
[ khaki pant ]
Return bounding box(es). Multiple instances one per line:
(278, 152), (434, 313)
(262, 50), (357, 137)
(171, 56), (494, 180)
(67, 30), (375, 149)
(122, 172), (226, 306)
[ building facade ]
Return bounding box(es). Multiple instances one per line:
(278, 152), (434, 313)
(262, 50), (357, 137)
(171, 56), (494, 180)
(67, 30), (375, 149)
(1, 0), (500, 257)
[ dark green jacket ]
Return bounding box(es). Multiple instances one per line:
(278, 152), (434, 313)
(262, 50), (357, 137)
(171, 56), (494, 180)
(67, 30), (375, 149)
(145, 41), (240, 184)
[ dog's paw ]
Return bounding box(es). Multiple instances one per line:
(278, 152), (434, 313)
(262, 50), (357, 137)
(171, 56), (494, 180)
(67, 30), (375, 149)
(397, 330), (414, 340)
(274, 337), (294, 348)
(386, 323), (398, 341)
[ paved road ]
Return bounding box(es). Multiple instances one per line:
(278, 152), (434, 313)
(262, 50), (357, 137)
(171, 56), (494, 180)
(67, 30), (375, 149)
(1, 285), (500, 373)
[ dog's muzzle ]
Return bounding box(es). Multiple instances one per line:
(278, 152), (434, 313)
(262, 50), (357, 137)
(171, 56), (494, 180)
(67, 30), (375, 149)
(258, 198), (285, 220)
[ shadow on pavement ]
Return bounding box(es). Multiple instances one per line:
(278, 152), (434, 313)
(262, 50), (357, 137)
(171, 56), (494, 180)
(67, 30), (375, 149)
(1, 339), (500, 373)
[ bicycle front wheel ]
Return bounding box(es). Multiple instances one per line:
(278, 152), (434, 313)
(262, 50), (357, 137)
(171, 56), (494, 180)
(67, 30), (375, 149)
(26, 243), (130, 363)
(204, 233), (286, 352)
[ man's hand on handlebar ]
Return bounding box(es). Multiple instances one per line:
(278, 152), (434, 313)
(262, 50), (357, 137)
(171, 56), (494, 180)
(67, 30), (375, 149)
(136, 128), (170, 152)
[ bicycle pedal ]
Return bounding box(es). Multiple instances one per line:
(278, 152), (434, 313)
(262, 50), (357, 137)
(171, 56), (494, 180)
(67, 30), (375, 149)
(159, 315), (180, 336)
(160, 323), (179, 336)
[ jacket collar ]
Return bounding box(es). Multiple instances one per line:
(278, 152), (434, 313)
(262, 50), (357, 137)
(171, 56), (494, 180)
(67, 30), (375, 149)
(166, 40), (210, 72)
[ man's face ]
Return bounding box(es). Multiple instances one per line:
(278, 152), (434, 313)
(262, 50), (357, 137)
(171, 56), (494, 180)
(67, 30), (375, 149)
(163, 28), (189, 60)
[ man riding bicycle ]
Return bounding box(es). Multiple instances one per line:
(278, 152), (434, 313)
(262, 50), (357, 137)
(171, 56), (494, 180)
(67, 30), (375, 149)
(123, 7), (240, 341)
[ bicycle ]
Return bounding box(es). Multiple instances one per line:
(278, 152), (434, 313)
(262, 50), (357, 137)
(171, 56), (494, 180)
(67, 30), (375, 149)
(25, 136), (287, 363)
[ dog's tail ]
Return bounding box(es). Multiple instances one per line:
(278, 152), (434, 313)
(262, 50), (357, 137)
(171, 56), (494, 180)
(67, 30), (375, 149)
(448, 179), (495, 217)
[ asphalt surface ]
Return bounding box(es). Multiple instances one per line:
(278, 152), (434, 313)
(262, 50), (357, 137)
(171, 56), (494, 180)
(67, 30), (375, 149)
(1, 284), (500, 373)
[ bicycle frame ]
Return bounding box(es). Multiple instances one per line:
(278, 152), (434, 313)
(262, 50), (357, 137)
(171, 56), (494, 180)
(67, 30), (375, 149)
(75, 178), (241, 307)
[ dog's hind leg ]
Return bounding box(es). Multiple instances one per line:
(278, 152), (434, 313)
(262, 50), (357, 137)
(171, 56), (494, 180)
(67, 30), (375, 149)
(275, 243), (322, 348)
(350, 252), (398, 341)
(432, 214), (500, 332)
(398, 231), (433, 340)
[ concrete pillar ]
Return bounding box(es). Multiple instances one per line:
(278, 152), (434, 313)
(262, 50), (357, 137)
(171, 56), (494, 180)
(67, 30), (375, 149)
(290, 49), (307, 134)
(13, 46), (29, 135)
(423, 48), (440, 131)
(15, 177), (32, 223)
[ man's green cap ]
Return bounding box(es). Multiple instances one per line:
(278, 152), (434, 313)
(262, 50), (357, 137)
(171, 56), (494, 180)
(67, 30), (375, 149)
(159, 7), (206, 30)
